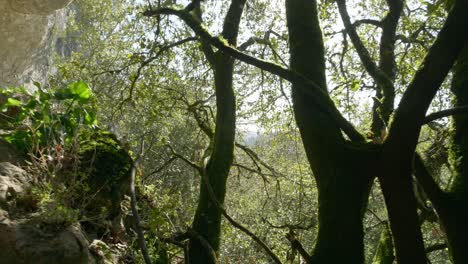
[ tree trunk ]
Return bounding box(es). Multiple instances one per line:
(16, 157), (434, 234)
(440, 44), (468, 264)
(188, 54), (236, 264)
(286, 1), (373, 263)
(188, 1), (246, 263)
(378, 1), (468, 262)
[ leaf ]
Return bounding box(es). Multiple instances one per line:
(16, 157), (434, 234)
(85, 111), (98, 126)
(55, 82), (92, 102)
(5, 98), (22, 107)
(351, 80), (361, 91)
(69, 81), (91, 102)
(2, 130), (33, 151)
(54, 88), (74, 100)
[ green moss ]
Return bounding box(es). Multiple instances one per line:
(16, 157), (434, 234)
(372, 223), (395, 264)
(78, 130), (133, 218)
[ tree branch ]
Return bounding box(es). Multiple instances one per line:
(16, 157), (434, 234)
(425, 243), (447, 253)
(167, 145), (203, 174)
(423, 106), (468, 124)
(413, 153), (446, 210)
(187, 229), (219, 264)
(185, 0), (203, 12)
(324, 19), (383, 36)
(197, 164), (283, 263)
(130, 138), (152, 264)
(142, 156), (177, 181)
(336, 0), (395, 94)
(286, 230), (311, 262)
(142, 7), (364, 142)
(379, 0), (468, 261)
(119, 37), (198, 108)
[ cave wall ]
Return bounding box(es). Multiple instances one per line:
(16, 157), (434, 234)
(0, 0), (73, 90)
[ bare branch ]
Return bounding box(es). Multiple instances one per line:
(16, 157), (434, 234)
(118, 37), (198, 109)
(167, 145), (203, 174)
(142, 156), (177, 181)
(142, 7), (365, 142)
(130, 138), (152, 264)
(286, 230), (311, 261)
(425, 243), (447, 253)
(185, 0), (203, 12)
(325, 19), (383, 36)
(423, 106), (468, 124)
(335, 0), (395, 95)
(235, 143), (284, 178)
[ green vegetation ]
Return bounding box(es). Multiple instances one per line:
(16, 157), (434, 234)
(3, 0), (468, 263)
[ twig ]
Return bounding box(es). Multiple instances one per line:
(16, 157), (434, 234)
(198, 167), (283, 264)
(285, 229), (311, 262)
(130, 137), (152, 264)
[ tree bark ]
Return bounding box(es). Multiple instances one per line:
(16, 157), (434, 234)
(188, 1), (246, 263)
(286, 1), (373, 263)
(438, 44), (468, 264)
(379, 1), (468, 262)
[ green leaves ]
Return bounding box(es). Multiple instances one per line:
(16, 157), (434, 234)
(55, 81), (92, 102)
(70, 81), (92, 101)
(5, 98), (22, 107)
(1, 82), (98, 152)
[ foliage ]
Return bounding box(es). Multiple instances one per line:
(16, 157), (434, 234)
(39, 0), (464, 263)
(0, 82), (97, 153)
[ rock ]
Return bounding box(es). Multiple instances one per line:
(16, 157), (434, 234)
(0, 162), (31, 210)
(8, 0), (74, 15)
(0, 0), (72, 90)
(77, 131), (132, 226)
(0, 138), (21, 164)
(89, 239), (131, 264)
(0, 218), (94, 264)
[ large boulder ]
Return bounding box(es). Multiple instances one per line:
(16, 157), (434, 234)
(0, 218), (94, 264)
(76, 131), (133, 239)
(0, 162), (94, 264)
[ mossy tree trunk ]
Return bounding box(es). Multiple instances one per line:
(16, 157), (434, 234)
(379, 1), (468, 262)
(286, 1), (373, 263)
(414, 45), (468, 264)
(188, 1), (246, 263)
(419, 45), (468, 264)
(444, 44), (468, 264)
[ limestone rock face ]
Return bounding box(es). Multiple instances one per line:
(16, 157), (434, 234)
(8, 0), (73, 15)
(0, 0), (72, 90)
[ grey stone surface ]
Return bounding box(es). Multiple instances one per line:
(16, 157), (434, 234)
(0, 218), (94, 264)
(0, 0), (72, 91)
(8, 0), (73, 15)
(0, 162), (30, 209)
(0, 162), (95, 264)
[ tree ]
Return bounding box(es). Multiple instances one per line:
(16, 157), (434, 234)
(143, 0), (468, 262)
(52, 0), (468, 263)
(187, 1), (245, 263)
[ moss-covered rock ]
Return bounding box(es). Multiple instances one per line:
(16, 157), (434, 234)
(77, 130), (132, 221)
